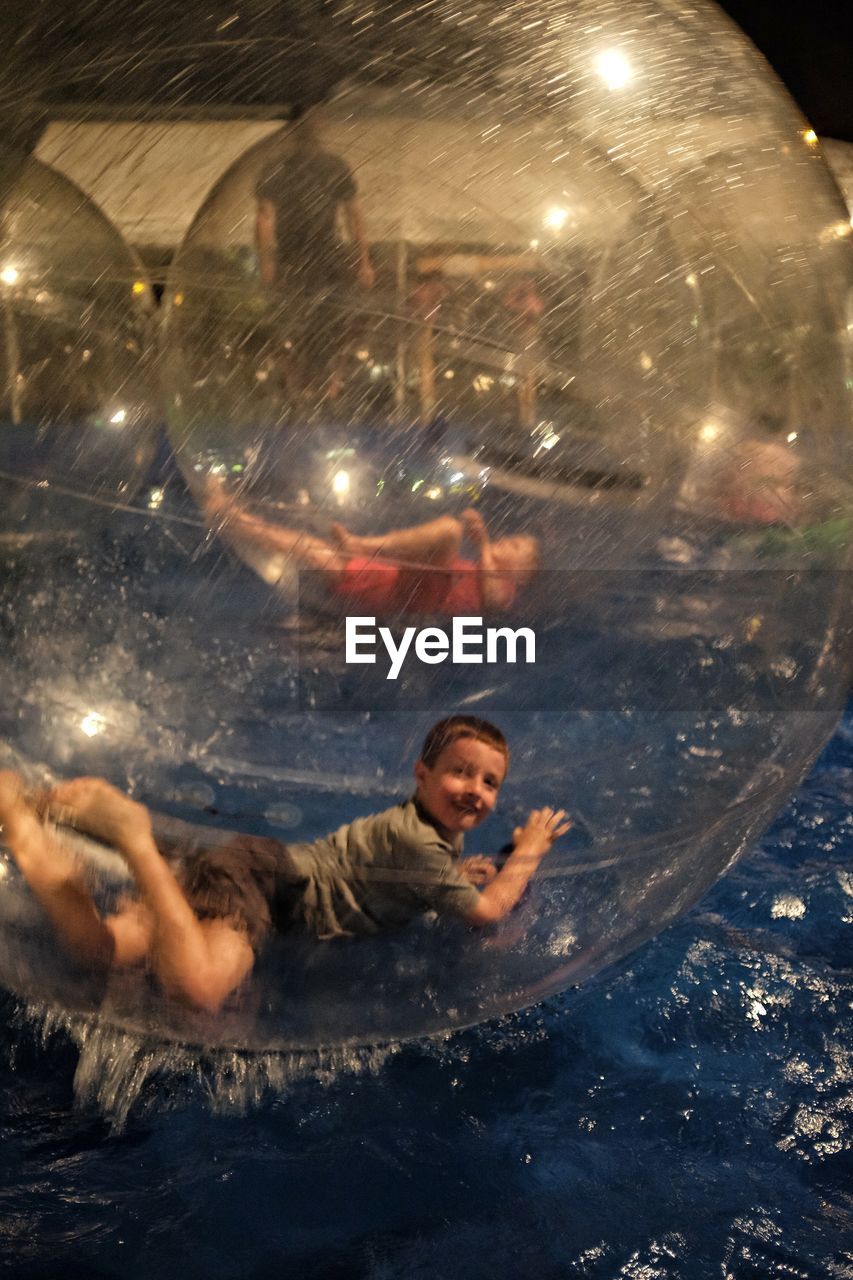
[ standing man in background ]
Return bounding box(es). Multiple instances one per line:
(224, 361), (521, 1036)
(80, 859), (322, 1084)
(255, 112), (374, 404)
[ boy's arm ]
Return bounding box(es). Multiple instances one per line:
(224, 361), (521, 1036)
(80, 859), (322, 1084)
(459, 855), (498, 886)
(463, 807), (570, 926)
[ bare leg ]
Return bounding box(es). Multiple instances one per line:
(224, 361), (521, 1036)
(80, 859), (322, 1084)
(46, 778), (254, 1012)
(330, 514), (463, 566)
(204, 485), (346, 574)
(0, 772), (123, 968)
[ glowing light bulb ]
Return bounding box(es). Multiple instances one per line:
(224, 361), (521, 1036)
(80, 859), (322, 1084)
(80, 712), (106, 738)
(594, 50), (632, 90)
(0, 266), (19, 286)
(543, 206), (570, 232)
(332, 470), (351, 497)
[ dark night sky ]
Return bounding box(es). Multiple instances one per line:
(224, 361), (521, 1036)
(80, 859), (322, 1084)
(717, 0), (853, 141)
(16, 1), (853, 144)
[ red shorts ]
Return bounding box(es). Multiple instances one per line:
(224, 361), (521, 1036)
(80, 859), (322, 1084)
(332, 556), (484, 615)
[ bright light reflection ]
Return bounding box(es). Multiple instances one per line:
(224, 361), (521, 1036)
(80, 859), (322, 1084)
(801, 128), (818, 146)
(594, 50), (632, 90)
(787, 432), (798, 444)
(80, 712), (106, 738)
(332, 470), (351, 497)
(148, 487), (165, 509)
(0, 266), (19, 286)
(425, 486), (443, 501)
(534, 431), (560, 457)
(109, 408), (127, 426)
(543, 206), (569, 232)
(699, 421), (721, 444)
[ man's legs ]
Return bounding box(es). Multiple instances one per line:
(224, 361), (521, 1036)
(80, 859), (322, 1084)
(330, 514), (463, 566)
(204, 484), (347, 575)
(0, 773), (255, 1012)
(0, 771), (135, 968)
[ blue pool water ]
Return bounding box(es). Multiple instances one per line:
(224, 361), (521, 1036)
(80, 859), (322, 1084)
(1, 703), (850, 1278)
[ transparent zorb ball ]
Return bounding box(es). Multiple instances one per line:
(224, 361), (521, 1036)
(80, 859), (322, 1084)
(2, 0), (851, 1048)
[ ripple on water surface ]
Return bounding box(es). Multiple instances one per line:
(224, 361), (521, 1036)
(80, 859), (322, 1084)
(0, 709), (850, 1277)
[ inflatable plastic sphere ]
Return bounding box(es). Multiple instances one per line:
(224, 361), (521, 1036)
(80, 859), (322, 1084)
(0, 156), (157, 526)
(1, 0), (851, 1050)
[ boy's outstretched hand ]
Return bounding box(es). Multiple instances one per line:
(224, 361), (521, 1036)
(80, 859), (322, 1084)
(463, 806), (571, 927)
(512, 807), (572, 860)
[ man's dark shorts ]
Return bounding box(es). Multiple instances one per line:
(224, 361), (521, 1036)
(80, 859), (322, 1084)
(153, 817), (308, 951)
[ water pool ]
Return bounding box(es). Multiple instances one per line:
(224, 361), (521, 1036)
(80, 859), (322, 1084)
(1, 701), (849, 1278)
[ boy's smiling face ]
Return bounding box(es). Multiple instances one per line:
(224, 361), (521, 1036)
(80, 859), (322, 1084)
(414, 735), (507, 836)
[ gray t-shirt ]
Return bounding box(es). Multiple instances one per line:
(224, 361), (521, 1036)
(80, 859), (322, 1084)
(285, 799), (481, 939)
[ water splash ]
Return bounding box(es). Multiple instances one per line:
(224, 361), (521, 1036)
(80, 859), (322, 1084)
(11, 998), (400, 1131)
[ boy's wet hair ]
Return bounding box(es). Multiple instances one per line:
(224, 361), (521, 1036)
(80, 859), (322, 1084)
(419, 716), (509, 770)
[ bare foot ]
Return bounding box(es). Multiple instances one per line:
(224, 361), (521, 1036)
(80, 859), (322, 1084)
(0, 771), (31, 842)
(200, 475), (234, 521)
(329, 522), (361, 553)
(46, 778), (152, 852)
(0, 771), (79, 887)
(462, 508), (488, 547)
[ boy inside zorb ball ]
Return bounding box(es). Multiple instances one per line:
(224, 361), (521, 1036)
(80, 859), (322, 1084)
(0, 716), (570, 1012)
